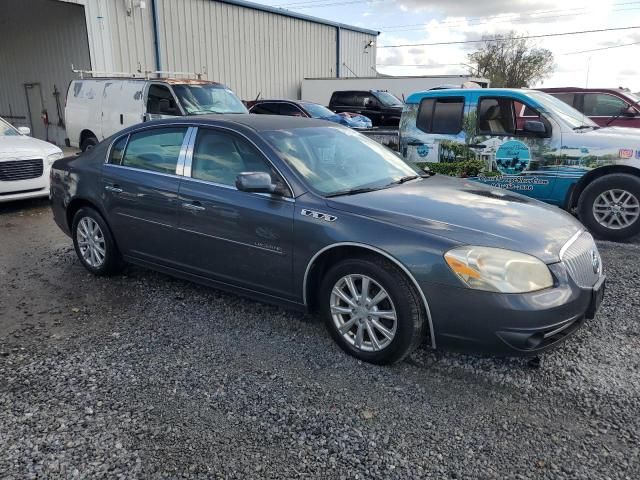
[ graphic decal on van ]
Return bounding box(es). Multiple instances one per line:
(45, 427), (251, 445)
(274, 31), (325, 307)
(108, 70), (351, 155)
(417, 144), (430, 158)
(494, 141), (531, 175)
(620, 148), (634, 159)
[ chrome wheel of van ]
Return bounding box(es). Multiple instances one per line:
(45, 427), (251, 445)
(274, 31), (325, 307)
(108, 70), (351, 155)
(76, 217), (106, 268)
(330, 274), (397, 352)
(592, 189), (640, 230)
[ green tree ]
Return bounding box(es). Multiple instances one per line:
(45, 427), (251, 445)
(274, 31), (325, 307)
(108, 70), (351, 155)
(468, 32), (555, 87)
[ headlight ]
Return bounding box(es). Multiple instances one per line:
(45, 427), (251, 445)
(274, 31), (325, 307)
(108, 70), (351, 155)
(444, 246), (553, 293)
(47, 152), (63, 165)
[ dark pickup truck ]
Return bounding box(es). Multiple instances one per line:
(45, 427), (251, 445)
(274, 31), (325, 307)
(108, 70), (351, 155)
(329, 90), (403, 127)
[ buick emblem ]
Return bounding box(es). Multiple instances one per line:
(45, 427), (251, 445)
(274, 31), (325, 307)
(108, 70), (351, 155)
(591, 250), (601, 275)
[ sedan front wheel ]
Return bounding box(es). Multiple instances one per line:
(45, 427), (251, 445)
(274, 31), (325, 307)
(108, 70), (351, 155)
(320, 255), (426, 365)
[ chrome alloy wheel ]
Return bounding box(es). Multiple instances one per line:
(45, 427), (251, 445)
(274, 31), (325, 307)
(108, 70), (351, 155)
(593, 189), (640, 230)
(77, 217), (106, 268)
(330, 274), (397, 352)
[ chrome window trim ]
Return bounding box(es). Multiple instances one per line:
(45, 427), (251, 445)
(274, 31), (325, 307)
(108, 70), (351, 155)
(179, 175), (295, 203)
(302, 242), (437, 349)
(103, 163), (182, 180)
(176, 127), (196, 176)
(559, 229), (584, 260)
(186, 124), (295, 198)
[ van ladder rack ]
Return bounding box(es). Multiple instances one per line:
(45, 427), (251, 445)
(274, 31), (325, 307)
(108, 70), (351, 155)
(71, 65), (206, 80)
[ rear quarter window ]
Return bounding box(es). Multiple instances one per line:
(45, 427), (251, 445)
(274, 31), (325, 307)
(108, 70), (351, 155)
(416, 97), (464, 134)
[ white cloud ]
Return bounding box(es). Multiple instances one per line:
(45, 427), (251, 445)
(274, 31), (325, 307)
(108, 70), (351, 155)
(376, 0), (640, 91)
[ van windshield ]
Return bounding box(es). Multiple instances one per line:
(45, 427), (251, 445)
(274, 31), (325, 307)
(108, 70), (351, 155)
(172, 84), (248, 114)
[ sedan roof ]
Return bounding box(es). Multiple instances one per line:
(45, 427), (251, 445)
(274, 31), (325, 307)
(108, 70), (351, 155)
(148, 114), (336, 131)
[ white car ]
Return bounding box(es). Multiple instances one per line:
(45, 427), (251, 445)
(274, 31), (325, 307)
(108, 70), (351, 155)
(0, 117), (63, 203)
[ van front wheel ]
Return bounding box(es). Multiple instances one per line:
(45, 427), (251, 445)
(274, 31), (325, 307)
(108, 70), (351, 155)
(577, 173), (640, 241)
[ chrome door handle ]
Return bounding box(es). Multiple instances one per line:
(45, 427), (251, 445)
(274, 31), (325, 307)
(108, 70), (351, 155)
(182, 202), (205, 211)
(104, 185), (123, 193)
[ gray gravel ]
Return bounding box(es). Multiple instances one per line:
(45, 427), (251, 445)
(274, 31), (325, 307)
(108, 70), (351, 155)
(1, 198), (639, 479)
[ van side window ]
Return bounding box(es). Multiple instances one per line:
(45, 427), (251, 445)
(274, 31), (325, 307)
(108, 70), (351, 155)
(478, 98), (516, 135)
(417, 97), (464, 134)
(108, 135), (128, 165)
(147, 85), (180, 115)
(121, 127), (187, 174)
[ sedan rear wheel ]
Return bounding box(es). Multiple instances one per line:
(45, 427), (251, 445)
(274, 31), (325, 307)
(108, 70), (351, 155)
(72, 207), (123, 276)
(320, 255), (425, 365)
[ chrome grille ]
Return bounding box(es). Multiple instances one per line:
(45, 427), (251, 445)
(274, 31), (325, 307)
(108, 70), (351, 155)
(560, 231), (602, 288)
(0, 159), (44, 182)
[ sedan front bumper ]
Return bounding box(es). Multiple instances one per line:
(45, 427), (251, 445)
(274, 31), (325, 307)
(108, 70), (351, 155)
(422, 263), (605, 356)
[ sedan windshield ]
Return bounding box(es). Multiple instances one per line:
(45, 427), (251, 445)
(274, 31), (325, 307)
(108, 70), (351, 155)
(301, 102), (336, 119)
(374, 91), (403, 107)
(263, 126), (421, 196)
(172, 84), (248, 114)
(527, 91), (599, 129)
(0, 118), (20, 136)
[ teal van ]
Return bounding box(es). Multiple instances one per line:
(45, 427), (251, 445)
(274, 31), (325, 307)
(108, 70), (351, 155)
(399, 88), (640, 240)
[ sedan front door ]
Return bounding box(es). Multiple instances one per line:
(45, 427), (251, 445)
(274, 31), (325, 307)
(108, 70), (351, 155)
(175, 127), (295, 300)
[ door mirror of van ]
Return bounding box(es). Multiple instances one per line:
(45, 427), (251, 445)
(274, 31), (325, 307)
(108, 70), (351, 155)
(622, 106), (637, 117)
(523, 120), (547, 136)
(158, 99), (179, 116)
(18, 126), (31, 136)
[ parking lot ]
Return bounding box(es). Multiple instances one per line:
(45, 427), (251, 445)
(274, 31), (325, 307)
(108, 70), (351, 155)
(0, 198), (637, 479)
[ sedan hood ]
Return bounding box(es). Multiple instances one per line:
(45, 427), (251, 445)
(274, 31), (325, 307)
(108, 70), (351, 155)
(0, 135), (61, 161)
(326, 175), (583, 263)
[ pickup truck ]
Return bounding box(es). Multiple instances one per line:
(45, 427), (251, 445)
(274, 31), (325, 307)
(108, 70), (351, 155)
(397, 88), (640, 241)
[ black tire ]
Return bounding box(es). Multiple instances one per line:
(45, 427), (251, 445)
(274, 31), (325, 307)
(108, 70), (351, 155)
(72, 207), (123, 276)
(319, 255), (426, 365)
(577, 174), (640, 241)
(80, 136), (98, 152)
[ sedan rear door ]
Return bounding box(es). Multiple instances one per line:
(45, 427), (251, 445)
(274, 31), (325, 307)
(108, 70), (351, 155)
(101, 126), (192, 263)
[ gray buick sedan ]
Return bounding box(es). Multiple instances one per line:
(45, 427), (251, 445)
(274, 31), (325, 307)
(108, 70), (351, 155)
(50, 115), (605, 364)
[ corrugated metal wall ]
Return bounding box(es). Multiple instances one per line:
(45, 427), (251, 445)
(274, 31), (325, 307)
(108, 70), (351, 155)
(155, 0), (340, 99)
(82, 0), (377, 100)
(340, 29), (377, 78)
(0, 0), (91, 143)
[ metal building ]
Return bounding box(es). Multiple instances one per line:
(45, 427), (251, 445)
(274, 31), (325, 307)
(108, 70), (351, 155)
(0, 0), (378, 143)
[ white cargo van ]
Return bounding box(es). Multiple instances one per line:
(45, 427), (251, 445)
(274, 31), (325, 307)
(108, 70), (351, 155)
(65, 78), (248, 151)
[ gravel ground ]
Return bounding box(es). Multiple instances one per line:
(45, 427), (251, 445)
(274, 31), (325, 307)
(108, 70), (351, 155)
(1, 198), (639, 479)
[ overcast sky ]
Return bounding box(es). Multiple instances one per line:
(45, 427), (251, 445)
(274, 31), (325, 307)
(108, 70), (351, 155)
(254, 0), (640, 92)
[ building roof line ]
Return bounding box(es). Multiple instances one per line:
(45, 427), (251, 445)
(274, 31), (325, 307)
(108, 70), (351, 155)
(212, 0), (380, 36)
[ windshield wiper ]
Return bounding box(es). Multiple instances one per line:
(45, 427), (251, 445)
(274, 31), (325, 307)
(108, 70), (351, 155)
(325, 186), (384, 198)
(573, 125), (596, 131)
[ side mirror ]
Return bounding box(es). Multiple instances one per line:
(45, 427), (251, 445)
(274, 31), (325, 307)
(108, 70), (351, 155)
(523, 120), (547, 136)
(236, 172), (278, 194)
(18, 126), (31, 136)
(622, 106), (637, 118)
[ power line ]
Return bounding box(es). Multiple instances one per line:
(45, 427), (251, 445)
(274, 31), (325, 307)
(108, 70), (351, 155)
(563, 40), (640, 55)
(377, 25), (640, 48)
